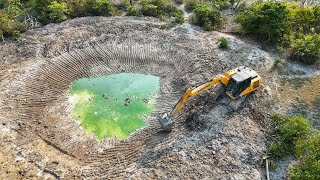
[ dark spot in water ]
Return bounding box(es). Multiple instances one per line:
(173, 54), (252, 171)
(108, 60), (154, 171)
(124, 98), (131, 106)
(142, 98), (148, 104)
(102, 93), (109, 99)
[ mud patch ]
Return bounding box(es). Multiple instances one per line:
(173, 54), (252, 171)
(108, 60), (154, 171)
(185, 111), (207, 131)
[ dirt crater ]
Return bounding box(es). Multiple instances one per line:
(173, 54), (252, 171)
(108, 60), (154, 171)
(0, 16), (274, 179)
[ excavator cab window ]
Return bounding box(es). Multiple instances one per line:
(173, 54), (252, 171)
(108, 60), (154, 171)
(227, 77), (251, 98)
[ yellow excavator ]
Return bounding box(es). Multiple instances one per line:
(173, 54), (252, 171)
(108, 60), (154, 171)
(159, 66), (262, 131)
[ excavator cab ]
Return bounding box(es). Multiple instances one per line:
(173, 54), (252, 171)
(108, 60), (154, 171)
(226, 66), (261, 99)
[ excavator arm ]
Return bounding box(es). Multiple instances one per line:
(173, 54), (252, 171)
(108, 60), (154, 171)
(159, 75), (228, 131)
(171, 75), (225, 115)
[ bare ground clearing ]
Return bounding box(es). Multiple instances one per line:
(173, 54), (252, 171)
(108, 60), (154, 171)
(0, 16), (318, 179)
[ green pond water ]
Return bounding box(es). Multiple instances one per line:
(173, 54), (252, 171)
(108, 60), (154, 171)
(69, 73), (160, 140)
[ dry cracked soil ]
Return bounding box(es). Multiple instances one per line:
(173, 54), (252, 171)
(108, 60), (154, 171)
(1, 16), (316, 179)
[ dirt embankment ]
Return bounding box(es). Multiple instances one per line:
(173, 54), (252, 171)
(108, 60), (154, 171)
(0, 16), (289, 179)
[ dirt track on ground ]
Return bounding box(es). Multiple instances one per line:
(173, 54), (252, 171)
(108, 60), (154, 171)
(0, 16), (278, 179)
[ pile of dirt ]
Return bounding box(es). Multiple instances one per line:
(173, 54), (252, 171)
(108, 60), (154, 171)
(0, 16), (275, 179)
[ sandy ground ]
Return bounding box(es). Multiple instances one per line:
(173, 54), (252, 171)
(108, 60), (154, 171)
(0, 16), (318, 179)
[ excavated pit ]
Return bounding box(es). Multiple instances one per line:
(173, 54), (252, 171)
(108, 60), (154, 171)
(0, 17), (275, 179)
(5, 40), (196, 178)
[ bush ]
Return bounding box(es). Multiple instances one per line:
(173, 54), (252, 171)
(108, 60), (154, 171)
(127, 5), (140, 16)
(236, 1), (289, 42)
(287, 31), (320, 64)
(66, 0), (117, 17)
(290, 132), (320, 180)
(160, 24), (169, 29)
(0, 1), (27, 38)
(124, 0), (140, 16)
(269, 114), (310, 159)
(185, 0), (202, 11)
(192, 2), (223, 30)
(212, 0), (229, 10)
(92, 0), (116, 16)
(174, 10), (184, 24)
(48, 1), (72, 23)
(268, 114), (320, 180)
(218, 37), (228, 48)
(139, 0), (184, 23)
(28, 0), (52, 24)
(186, 0), (229, 11)
(236, 2), (320, 64)
(30, 0), (117, 23)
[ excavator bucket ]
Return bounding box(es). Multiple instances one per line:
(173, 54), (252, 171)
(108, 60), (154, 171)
(159, 113), (173, 131)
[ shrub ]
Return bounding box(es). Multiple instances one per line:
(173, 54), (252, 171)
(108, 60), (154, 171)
(0, 10), (12, 36)
(268, 114), (320, 180)
(218, 37), (228, 48)
(28, 0), (52, 24)
(290, 132), (320, 179)
(269, 114), (310, 159)
(140, 0), (174, 17)
(0, 1), (27, 38)
(160, 24), (169, 29)
(287, 31), (320, 64)
(285, 5), (320, 64)
(141, 3), (159, 17)
(124, 0), (140, 16)
(174, 10), (184, 24)
(30, 0), (117, 23)
(92, 0), (116, 16)
(185, 0), (202, 11)
(140, 0), (184, 23)
(192, 2), (223, 30)
(236, 2), (320, 64)
(212, 0), (228, 10)
(127, 5), (140, 16)
(290, 161), (320, 180)
(185, 0), (230, 11)
(68, 0), (117, 17)
(288, 5), (318, 33)
(48, 1), (72, 23)
(12, 30), (20, 41)
(235, 1), (289, 42)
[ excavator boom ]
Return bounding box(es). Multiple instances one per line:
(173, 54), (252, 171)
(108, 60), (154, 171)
(171, 75), (226, 115)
